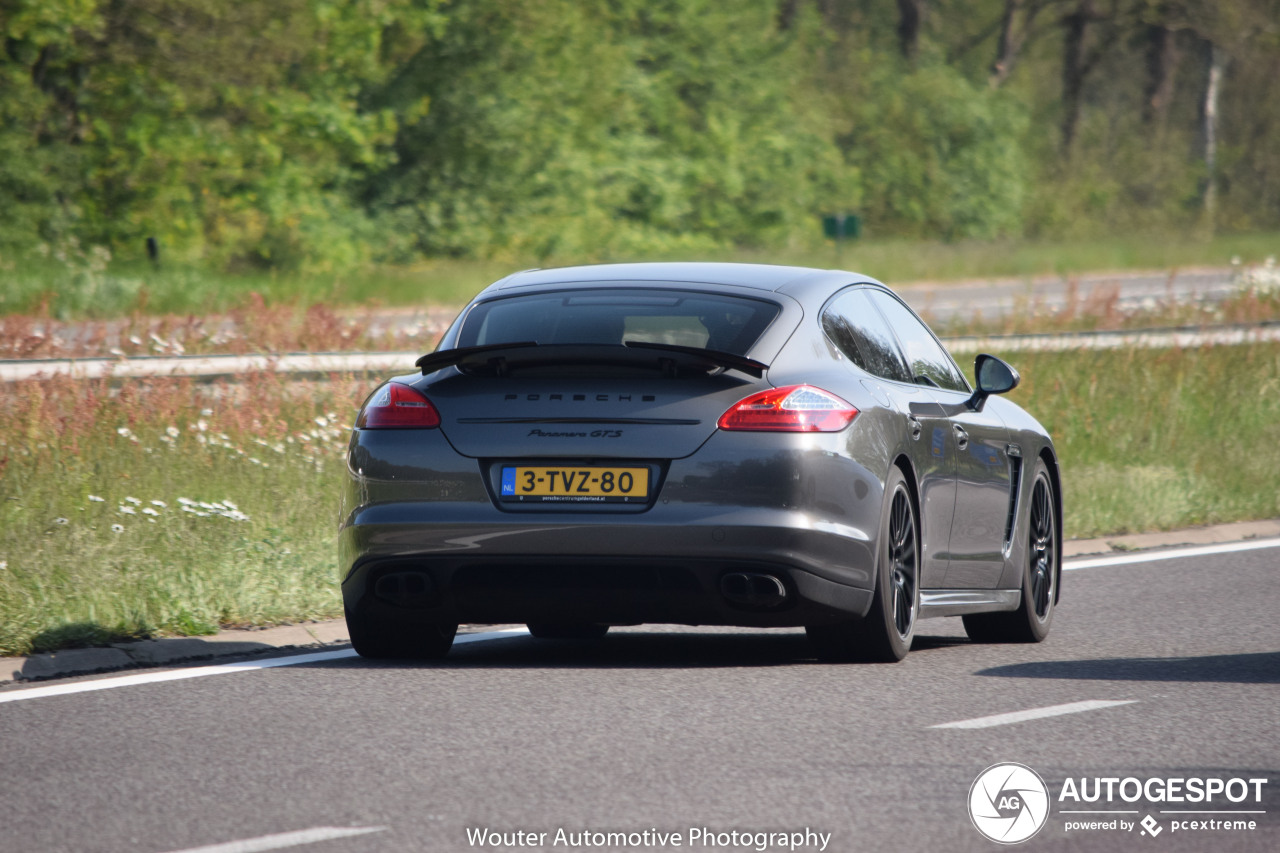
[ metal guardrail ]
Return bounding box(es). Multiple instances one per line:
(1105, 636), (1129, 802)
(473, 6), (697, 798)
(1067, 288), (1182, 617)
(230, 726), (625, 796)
(944, 321), (1280, 353)
(3, 322), (1279, 382)
(0, 352), (420, 383)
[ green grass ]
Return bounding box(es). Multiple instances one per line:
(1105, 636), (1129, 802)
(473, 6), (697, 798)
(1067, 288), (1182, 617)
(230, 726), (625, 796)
(724, 231), (1280, 284)
(2, 231), (1277, 320)
(0, 256), (515, 319)
(1, 343), (1277, 657)
(1000, 343), (1280, 539)
(0, 373), (376, 656)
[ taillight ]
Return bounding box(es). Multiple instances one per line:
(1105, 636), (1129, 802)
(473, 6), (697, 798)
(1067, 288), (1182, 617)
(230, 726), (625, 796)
(357, 382), (441, 429)
(718, 385), (858, 432)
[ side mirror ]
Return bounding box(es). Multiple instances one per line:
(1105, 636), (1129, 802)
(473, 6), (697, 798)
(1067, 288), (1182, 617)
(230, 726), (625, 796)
(966, 353), (1020, 411)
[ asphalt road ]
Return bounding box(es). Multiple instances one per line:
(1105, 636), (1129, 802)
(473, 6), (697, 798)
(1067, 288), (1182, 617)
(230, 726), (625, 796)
(897, 268), (1238, 323)
(1, 545), (1277, 853)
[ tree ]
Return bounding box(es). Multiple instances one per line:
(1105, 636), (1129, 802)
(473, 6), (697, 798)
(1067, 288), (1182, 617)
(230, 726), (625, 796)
(0, 0), (441, 268)
(1059, 0), (1104, 156)
(1141, 14), (1183, 128)
(990, 0), (1065, 86)
(896, 0), (926, 61)
(841, 64), (1030, 239)
(364, 0), (853, 261)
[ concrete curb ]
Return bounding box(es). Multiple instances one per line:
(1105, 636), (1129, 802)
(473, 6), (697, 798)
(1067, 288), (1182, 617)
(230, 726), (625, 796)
(3, 517), (1277, 686)
(0, 622), (508, 687)
(0, 621), (353, 686)
(1061, 518), (1280, 557)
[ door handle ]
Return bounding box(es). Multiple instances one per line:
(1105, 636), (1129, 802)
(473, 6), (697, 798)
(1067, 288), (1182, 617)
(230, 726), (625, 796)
(907, 415), (922, 441)
(953, 424), (969, 450)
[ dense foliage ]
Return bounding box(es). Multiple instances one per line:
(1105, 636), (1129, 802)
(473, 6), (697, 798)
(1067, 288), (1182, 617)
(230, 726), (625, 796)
(1, 0), (1277, 270)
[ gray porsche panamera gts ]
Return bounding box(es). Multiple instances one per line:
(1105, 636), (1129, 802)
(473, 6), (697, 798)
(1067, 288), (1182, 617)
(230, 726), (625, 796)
(340, 262), (1062, 662)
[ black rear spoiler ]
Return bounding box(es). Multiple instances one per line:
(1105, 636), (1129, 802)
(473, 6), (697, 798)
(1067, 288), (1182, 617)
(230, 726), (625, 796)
(415, 341), (767, 378)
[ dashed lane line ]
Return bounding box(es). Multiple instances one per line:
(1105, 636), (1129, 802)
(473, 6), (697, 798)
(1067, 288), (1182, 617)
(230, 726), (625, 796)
(158, 826), (386, 853)
(930, 700), (1139, 730)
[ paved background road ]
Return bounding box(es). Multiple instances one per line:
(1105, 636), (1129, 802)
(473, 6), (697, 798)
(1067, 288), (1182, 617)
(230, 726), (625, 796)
(6, 267), (1271, 382)
(1, 545), (1277, 853)
(896, 267), (1238, 323)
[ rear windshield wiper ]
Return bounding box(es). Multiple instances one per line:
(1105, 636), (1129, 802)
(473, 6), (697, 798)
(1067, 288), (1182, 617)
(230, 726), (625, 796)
(415, 342), (538, 374)
(621, 341), (767, 378)
(415, 341), (767, 378)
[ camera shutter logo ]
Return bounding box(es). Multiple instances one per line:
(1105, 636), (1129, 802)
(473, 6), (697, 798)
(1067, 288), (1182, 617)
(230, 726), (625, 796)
(969, 763), (1051, 844)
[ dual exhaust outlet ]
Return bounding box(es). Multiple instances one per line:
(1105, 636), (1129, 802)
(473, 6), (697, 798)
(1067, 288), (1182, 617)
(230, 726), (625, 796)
(720, 572), (788, 610)
(374, 571), (436, 606)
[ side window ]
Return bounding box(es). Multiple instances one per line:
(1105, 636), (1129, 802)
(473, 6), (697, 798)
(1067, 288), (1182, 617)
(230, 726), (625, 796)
(867, 291), (969, 392)
(821, 290), (912, 384)
(820, 299), (865, 367)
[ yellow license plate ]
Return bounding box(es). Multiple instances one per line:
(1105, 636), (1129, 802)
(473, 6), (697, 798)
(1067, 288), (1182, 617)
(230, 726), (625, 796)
(500, 466), (649, 502)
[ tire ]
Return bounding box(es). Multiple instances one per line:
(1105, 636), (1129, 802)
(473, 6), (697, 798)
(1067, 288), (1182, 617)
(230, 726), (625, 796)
(963, 460), (1058, 644)
(527, 623), (610, 640)
(346, 605), (458, 659)
(807, 465), (919, 662)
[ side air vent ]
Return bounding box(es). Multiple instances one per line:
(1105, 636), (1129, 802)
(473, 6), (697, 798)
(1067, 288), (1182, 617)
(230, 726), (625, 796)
(1004, 455), (1023, 550)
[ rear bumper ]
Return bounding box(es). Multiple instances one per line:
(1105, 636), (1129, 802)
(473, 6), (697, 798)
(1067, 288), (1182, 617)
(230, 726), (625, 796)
(340, 426), (888, 628)
(339, 508), (876, 627)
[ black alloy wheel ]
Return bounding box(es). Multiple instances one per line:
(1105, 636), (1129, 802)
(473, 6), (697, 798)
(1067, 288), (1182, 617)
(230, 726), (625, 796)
(887, 487), (919, 639)
(807, 466), (919, 662)
(1028, 474), (1056, 620)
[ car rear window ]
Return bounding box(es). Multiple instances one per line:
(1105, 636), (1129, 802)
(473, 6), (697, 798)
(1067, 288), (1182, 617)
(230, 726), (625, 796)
(458, 288), (781, 356)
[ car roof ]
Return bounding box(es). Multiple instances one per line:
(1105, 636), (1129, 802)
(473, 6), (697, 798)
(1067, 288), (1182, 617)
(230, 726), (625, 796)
(481, 262), (876, 298)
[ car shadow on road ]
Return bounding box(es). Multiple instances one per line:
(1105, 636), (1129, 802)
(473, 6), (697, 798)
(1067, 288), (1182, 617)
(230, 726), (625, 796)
(975, 650), (1280, 684)
(308, 629), (974, 670)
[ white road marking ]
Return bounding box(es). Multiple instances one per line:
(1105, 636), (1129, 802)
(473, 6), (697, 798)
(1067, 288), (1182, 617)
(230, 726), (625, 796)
(930, 699), (1137, 729)
(159, 826), (385, 853)
(1065, 537), (1280, 570)
(0, 628), (529, 705)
